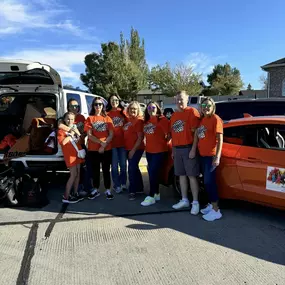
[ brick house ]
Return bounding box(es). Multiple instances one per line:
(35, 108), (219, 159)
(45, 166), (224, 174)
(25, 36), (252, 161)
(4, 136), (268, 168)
(261, 58), (285, 97)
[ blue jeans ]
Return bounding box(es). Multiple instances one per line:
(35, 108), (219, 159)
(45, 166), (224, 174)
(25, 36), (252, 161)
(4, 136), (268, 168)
(111, 147), (127, 188)
(128, 149), (144, 194)
(146, 152), (167, 197)
(201, 156), (219, 203)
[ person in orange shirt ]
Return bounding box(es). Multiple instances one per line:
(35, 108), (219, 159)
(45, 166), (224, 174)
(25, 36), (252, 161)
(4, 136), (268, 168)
(191, 97), (223, 221)
(57, 112), (85, 204)
(58, 98), (93, 196)
(141, 102), (170, 206)
(84, 97), (115, 200)
(106, 94), (128, 194)
(123, 101), (144, 200)
(170, 90), (201, 214)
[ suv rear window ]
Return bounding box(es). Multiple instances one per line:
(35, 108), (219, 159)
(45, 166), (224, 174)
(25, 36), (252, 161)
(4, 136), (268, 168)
(215, 101), (285, 120)
(0, 69), (54, 85)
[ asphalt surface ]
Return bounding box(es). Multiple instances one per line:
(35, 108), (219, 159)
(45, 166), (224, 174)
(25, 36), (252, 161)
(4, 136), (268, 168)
(0, 162), (285, 285)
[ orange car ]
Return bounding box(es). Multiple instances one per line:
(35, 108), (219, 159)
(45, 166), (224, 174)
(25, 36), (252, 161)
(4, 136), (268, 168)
(160, 116), (285, 210)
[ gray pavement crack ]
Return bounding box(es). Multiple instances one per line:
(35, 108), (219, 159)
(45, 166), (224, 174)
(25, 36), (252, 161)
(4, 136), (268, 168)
(16, 222), (38, 285)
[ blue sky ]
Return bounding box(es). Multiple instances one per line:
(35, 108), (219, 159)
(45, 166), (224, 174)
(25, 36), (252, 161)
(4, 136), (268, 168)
(1, 0), (285, 90)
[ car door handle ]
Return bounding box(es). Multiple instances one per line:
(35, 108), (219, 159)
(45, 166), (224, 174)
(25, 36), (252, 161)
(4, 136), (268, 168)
(237, 157), (263, 163)
(245, 157), (263, 163)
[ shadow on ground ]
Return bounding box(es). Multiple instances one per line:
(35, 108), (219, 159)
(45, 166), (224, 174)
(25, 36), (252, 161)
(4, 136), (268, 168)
(1, 171), (285, 266)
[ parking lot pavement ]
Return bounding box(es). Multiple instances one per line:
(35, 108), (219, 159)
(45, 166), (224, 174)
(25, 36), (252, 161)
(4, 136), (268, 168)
(1, 163), (285, 284)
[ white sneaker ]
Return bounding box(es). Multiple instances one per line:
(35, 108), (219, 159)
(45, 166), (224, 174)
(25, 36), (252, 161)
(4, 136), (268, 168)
(172, 200), (190, 210)
(154, 193), (160, 201)
(114, 187), (122, 194)
(141, 196), (156, 206)
(200, 203), (213, 215)
(190, 203), (200, 215)
(202, 209), (222, 221)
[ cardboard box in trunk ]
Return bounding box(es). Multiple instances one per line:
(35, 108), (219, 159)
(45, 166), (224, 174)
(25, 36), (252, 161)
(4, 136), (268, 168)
(23, 104), (56, 132)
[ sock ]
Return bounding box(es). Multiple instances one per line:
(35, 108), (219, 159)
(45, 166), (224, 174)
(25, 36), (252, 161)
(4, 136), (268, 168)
(105, 189), (111, 194)
(182, 198), (189, 202)
(192, 200), (199, 205)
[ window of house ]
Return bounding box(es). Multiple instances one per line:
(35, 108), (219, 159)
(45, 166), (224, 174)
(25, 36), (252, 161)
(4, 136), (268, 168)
(282, 79), (285, 97)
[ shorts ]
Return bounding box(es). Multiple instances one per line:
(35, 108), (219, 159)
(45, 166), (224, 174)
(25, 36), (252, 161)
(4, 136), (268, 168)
(173, 145), (200, 176)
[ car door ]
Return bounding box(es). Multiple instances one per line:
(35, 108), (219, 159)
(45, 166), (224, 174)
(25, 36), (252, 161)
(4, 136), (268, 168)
(216, 125), (243, 199)
(235, 124), (285, 206)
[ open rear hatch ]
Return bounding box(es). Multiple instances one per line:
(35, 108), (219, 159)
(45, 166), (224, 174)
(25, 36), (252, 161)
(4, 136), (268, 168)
(0, 60), (62, 160)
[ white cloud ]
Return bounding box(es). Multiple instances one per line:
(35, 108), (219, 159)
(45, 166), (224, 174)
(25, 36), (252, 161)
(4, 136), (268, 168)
(1, 47), (98, 86)
(185, 52), (227, 83)
(0, 0), (94, 39)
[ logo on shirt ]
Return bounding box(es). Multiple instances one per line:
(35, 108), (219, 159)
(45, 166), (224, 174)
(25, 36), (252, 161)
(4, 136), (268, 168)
(172, 120), (185, 133)
(76, 121), (84, 133)
(123, 122), (132, 131)
(92, 121), (107, 132)
(144, 123), (156, 135)
(143, 123), (156, 135)
(112, 116), (124, 128)
(197, 125), (207, 139)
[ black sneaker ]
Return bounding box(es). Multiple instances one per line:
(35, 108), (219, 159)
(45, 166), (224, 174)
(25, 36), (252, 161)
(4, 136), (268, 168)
(129, 193), (136, 201)
(105, 190), (114, 200)
(88, 189), (100, 200)
(62, 195), (81, 204)
(73, 193), (84, 202)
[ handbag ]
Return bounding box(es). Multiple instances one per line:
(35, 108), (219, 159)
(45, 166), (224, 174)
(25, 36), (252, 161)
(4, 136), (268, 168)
(70, 138), (86, 159)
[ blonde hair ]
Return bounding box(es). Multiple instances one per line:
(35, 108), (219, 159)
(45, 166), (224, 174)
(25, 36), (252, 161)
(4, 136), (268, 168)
(126, 101), (143, 117)
(176, 90), (188, 97)
(201, 97), (216, 116)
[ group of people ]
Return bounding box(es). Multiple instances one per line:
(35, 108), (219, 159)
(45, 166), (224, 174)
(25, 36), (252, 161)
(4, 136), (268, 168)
(57, 90), (224, 222)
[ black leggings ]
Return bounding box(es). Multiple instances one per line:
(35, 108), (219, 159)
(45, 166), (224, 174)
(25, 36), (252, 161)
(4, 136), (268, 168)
(88, 150), (112, 189)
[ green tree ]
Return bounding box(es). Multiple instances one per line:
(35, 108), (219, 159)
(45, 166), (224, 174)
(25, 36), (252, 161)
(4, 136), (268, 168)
(149, 63), (203, 97)
(80, 28), (148, 99)
(247, 83), (252, 90)
(207, 63), (243, 95)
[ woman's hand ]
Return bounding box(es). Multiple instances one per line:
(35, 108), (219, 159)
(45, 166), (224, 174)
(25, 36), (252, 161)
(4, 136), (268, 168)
(128, 149), (135, 159)
(212, 156), (220, 167)
(100, 141), (107, 148)
(98, 146), (105, 154)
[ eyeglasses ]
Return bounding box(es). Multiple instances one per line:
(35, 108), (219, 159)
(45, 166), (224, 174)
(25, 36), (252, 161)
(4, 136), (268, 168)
(94, 103), (103, 107)
(201, 103), (212, 108)
(111, 99), (119, 103)
(148, 106), (156, 110)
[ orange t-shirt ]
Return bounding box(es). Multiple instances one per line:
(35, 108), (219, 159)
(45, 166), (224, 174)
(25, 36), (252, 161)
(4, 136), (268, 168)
(144, 116), (170, 153)
(57, 129), (84, 168)
(74, 114), (86, 132)
(107, 109), (126, 148)
(197, 114), (223, 156)
(170, 107), (200, 147)
(84, 115), (114, 151)
(123, 117), (145, 151)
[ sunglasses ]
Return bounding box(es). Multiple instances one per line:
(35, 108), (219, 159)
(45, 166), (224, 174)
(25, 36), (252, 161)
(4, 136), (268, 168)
(111, 99), (119, 103)
(148, 106), (156, 110)
(70, 105), (79, 109)
(201, 103), (212, 108)
(94, 103), (103, 107)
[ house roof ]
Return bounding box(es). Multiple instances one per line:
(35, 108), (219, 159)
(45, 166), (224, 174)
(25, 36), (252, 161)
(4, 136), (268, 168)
(137, 89), (164, 95)
(261, 58), (285, 70)
(239, 89), (267, 97)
